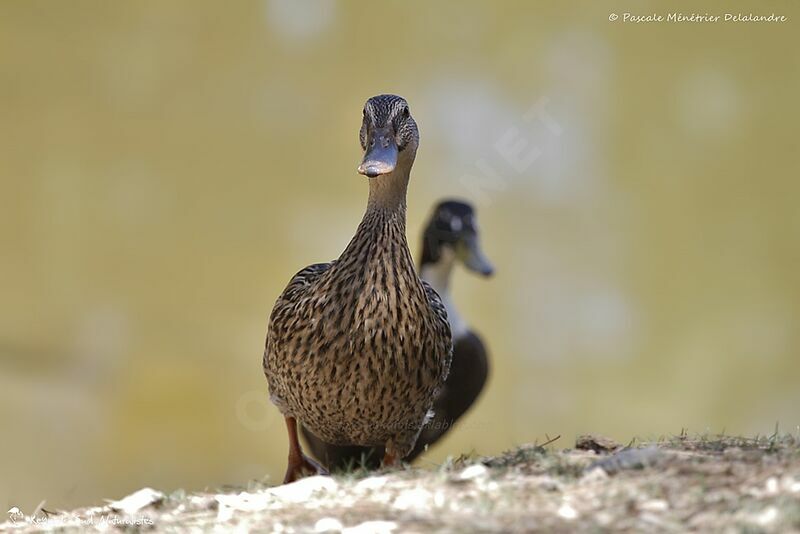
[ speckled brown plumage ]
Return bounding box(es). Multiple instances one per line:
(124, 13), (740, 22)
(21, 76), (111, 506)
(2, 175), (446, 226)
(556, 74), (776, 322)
(263, 95), (452, 470)
(302, 200), (494, 471)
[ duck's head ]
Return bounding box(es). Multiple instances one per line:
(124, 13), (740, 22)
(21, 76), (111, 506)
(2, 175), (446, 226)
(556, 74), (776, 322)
(421, 200), (494, 277)
(358, 94), (419, 178)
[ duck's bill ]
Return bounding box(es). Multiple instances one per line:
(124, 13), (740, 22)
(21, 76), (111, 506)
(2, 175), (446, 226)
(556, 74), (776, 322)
(459, 234), (494, 276)
(357, 130), (398, 178)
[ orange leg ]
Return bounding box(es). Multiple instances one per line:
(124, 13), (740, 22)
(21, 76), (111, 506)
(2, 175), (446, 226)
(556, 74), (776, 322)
(382, 448), (398, 468)
(283, 416), (329, 484)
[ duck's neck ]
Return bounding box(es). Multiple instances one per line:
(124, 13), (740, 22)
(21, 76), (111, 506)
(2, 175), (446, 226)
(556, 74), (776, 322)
(420, 251), (454, 294)
(366, 167), (409, 214)
(338, 167), (414, 272)
(420, 250), (468, 339)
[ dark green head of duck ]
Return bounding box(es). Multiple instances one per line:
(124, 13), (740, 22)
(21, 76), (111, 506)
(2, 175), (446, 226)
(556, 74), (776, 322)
(421, 200), (494, 276)
(357, 94), (419, 178)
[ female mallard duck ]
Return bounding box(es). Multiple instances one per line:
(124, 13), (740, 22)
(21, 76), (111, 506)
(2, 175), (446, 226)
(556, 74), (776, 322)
(263, 94), (452, 483)
(302, 200), (494, 469)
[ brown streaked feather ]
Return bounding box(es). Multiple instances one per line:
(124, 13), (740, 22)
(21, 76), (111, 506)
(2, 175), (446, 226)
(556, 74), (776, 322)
(264, 208), (452, 458)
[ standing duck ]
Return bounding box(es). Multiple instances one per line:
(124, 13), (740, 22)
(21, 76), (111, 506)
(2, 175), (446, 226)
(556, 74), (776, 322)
(303, 200), (494, 470)
(263, 94), (453, 483)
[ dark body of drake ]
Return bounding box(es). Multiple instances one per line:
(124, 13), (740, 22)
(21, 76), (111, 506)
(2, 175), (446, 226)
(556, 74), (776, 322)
(303, 200), (494, 470)
(263, 95), (453, 483)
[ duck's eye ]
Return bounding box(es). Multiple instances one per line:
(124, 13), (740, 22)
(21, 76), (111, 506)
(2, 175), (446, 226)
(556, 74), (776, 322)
(401, 106), (410, 119)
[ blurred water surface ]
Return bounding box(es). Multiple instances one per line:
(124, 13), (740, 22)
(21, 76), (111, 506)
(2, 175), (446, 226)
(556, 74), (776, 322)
(1, 0), (799, 510)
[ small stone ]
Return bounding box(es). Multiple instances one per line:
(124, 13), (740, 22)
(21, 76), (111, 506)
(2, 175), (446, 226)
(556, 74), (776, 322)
(640, 499), (669, 512)
(575, 434), (621, 453)
(458, 464), (489, 480)
(108, 488), (164, 514)
(315, 517), (344, 532)
(393, 488), (433, 511)
(557, 502), (578, 520)
(765, 477), (779, 495)
(757, 507), (778, 525)
(216, 505), (234, 523)
(269, 476), (338, 504)
(189, 495), (217, 510)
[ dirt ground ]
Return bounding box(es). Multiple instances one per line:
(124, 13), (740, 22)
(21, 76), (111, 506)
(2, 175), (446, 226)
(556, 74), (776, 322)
(3, 434), (800, 533)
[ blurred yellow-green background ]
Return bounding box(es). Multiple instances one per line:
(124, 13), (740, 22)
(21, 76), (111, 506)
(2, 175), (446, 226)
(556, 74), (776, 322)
(2, 0), (799, 511)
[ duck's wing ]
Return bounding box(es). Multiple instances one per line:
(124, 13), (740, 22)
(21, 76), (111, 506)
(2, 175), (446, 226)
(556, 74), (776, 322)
(421, 280), (449, 328)
(273, 262), (333, 309)
(264, 262), (333, 388)
(267, 261), (334, 335)
(421, 279), (453, 378)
